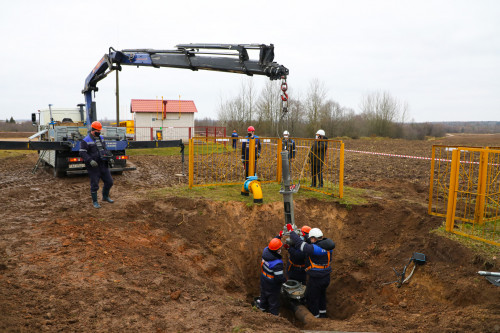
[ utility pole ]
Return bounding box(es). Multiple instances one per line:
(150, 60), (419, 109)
(115, 70), (120, 127)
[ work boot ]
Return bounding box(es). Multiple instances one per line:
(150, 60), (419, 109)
(102, 188), (114, 203)
(91, 192), (101, 209)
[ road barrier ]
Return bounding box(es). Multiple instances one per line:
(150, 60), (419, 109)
(429, 145), (500, 246)
(188, 137), (344, 198)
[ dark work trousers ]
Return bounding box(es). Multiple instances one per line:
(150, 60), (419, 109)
(259, 285), (280, 315)
(288, 268), (306, 285)
(88, 163), (113, 193)
(232, 140), (237, 149)
(306, 274), (330, 317)
(310, 160), (323, 187)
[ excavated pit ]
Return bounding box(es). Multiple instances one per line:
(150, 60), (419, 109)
(1, 138), (500, 332)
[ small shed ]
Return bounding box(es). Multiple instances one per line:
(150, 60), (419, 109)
(131, 99), (198, 141)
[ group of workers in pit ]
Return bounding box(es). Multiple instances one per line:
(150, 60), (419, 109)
(257, 223), (335, 318)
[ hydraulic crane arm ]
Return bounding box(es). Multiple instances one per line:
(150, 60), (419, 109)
(82, 43), (289, 128)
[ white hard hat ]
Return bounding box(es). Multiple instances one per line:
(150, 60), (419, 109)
(309, 228), (323, 239)
(316, 129), (325, 137)
(283, 130), (289, 136)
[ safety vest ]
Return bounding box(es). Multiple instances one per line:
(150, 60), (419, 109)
(261, 258), (282, 280)
(305, 250), (332, 272)
(288, 258), (305, 271)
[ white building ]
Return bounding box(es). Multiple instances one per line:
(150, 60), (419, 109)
(131, 99), (198, 141)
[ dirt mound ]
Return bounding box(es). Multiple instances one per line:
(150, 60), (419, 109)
(1, 135), (499, 332)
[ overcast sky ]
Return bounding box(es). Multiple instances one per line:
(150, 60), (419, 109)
(1, 0), (499, 123)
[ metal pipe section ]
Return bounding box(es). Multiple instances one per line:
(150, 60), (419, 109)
(281, 151), (296, 228)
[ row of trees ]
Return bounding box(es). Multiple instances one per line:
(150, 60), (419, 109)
(213, 78), (499, 139)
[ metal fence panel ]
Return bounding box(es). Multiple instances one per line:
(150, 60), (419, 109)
(188, 137), (344, 198)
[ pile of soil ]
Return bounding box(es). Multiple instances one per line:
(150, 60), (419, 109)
(0, 134), (499, 332)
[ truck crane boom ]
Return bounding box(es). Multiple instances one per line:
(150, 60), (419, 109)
(82, 43), (289, 129)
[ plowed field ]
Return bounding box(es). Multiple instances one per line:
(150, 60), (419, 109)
(1, 134), (499, 332)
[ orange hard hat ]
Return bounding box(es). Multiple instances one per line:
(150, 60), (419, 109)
(91, 121), (103, 131)
(268, 238), (282, 251)
(301, 226), (312, 235)
(247, 126), (255, 132)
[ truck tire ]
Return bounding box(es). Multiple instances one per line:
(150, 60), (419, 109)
(53, 166), (65, 178)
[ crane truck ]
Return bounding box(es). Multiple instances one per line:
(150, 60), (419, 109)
(2, 43), (289, 176)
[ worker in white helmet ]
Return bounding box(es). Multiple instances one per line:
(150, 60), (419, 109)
(288, 225), (335, 318)
(309, 129), (328, 188)
(282, 130), (296, 161)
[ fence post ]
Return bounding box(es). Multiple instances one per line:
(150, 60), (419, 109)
(445, 149), (459, 232)
(249, 138), (256, 177)
(339, 142), (344, 199)
(188, 138), (194, 188)
(276, 138), (282, 182)
(474, 149), (489, 225)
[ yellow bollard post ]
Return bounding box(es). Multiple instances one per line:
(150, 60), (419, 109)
(445, 149), (459, 232)
(248, 138), (256, 177)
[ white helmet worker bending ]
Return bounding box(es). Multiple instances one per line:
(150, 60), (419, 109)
(308, 228), (323, 242)
(316, 129), (325, 138)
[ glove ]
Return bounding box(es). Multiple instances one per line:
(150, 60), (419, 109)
(257, 152), (260, 158)
(278, 230), (283, 238)
(283, 244), (290, 250)
(286, 224), (293, 232)
(90, 160), (98, 168)
(108, 159), (115, 168)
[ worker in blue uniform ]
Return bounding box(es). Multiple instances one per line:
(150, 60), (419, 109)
(289, 225), (335, 318)
(256, 237), (286, 315)
(231, 130), (238, 149)
(241, 125), (261, 179)
(278, 226), (311, 285)
(79, 121), (114, 209)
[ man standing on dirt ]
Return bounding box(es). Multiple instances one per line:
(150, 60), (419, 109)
(309, 129), (328, 188)
(231, 130), (238, 149)
(79, 121), (114, 209)
(241, 126), (261, 179)
(256, 237), (286, 315)
(288, 225), (335, 318)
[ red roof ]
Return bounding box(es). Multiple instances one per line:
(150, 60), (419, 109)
(130, 99), (198, 113)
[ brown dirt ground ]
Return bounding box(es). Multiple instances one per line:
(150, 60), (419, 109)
(1, 134), (499, 332)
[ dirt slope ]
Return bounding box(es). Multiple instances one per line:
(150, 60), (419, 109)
(1, 134), (499, 332)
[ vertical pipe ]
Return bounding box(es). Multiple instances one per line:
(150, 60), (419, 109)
(115, 70), (120, 127)
(428, 146), (436, 215)
(339, 142), (344, 198)
(188, 138), (194, 188)
(446, 149), (459, 232)
(281, 150), (295, 227)
(249, 139), (256, 177)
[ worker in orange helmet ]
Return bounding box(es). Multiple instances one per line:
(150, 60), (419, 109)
(79, 121), (114, 208)
(241, 125), (261, 179)
(231, 129), (238, 150)
(255, 237), (286, 315)
(277, 225), (312, 285)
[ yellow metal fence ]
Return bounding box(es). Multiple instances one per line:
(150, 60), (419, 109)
(429, 145), (500, 246)
(188, 137), (344, 198)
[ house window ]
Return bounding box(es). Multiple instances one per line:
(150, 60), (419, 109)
(152, 117), (156, 121)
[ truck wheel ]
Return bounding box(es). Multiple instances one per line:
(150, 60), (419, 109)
(53, 166), (65, 178)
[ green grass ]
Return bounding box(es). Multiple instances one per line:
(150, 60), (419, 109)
(147, 182), (371, 208)
(431, 224), (500, 257)
(127, 147), (183, 156)
(0, 150), (36, 158)
(127, 143), (231, 157)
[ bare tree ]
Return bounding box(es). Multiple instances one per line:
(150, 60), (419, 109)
(359, 91), (409, 137)
(305, 79), (328, 136)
